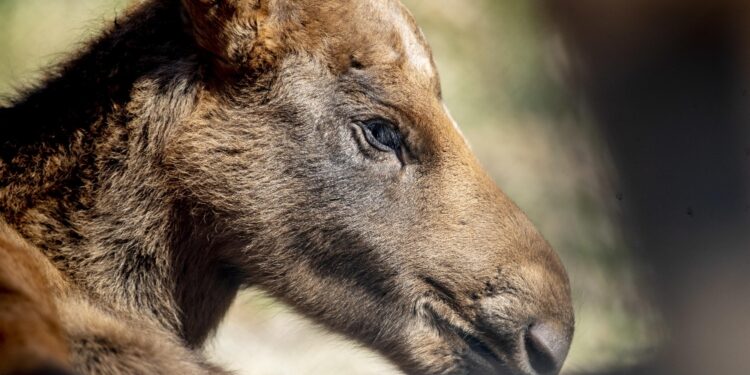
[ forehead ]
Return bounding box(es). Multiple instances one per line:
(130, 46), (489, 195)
(310, 0), (437, 82)
(287, 0), (460, 150)
(358, 0), (435, 77)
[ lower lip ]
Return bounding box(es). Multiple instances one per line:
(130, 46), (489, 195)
(463, 334), (508, 373)
(466, 335), (499, 360)
(419, 301), (509, 372)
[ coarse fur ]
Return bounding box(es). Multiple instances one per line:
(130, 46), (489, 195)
(0, 1), (574, 374)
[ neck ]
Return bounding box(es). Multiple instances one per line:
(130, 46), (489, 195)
(0, 0), (240, 347)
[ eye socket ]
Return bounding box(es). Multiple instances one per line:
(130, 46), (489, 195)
(360, 118), (404, 154)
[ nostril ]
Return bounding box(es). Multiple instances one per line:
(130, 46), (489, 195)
(524, 322), (570, 374)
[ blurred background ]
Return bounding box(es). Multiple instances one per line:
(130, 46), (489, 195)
(5, 1), (747, 374)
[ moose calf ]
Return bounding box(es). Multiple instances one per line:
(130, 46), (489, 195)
(0, 0), (574, 374)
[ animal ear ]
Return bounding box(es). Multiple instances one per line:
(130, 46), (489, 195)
(181, 0), (279, 70)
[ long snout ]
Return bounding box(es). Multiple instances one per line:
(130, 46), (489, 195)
(472, 226), (574, 375)
(435, 164), (574, 374)
(404, 103), (574, 375)
(415, 210), (574, 374)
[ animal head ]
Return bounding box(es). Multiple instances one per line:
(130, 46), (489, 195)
(163, 0), (574, 374)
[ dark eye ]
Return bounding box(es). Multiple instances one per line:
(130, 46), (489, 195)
(360, 118), (403, 154)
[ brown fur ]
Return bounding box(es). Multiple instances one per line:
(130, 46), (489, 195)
(0, 1), (574, 374)
(0, 226), (69, 375)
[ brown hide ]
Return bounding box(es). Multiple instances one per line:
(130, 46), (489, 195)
(0, 227), (70, 375)
(0, 1), (574, 374)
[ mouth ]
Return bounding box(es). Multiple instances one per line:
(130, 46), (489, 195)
(419, 299), (513, 375)
(463, 333), (511, 374)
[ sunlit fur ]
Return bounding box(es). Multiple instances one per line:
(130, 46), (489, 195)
(0, 1), (573, 374)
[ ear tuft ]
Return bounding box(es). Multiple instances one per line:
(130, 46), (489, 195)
(181, 0), (271, 69)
